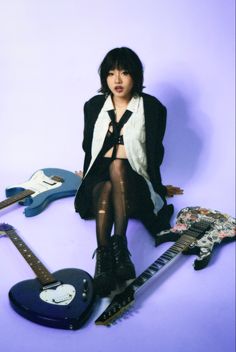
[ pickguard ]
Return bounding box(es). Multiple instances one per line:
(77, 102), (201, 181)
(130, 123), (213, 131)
(40, 284), (76, 305)
(7, 170), (62, 198)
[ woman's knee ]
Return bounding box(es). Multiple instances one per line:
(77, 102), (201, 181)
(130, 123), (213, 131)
(103, 180), (112, 194)
(109, 159), (125, 179)
(93, 181), (112, 198)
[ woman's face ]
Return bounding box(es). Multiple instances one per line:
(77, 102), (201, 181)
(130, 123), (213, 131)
(106, 68), (133, 100)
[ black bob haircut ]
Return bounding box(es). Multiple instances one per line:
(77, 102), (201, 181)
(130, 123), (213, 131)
(98, 47), (144, 96)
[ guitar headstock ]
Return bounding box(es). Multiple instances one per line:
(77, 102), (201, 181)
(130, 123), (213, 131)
(0, 223), (15, 236)
(95, 288), (135, 326)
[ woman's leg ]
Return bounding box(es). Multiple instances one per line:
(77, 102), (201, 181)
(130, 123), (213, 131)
(108, 159), (136, 281)
(92, 181), (116, 296)
(92, 181), (114, 247)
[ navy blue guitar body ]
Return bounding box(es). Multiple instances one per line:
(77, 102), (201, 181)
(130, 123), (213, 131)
(0, 224), (95, 330)
(9, 268), (94, 330)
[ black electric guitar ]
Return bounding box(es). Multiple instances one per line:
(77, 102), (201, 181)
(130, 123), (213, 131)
(95, 206), (235, 326)
(0, 224), (95, 330)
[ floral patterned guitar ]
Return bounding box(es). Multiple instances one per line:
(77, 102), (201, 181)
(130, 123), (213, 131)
(155, 206), (235, 269)
(95, 206), (235, 326)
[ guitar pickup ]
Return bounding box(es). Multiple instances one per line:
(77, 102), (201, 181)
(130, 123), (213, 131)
(42, 180), (57, 186)
(52, 294), (73, 304)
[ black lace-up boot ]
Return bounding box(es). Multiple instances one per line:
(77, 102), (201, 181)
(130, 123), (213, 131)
(111, 235), (136, 282)
(93, 246), (116, 297)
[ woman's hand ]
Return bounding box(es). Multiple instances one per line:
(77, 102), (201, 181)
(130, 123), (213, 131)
(75, 170), (83, 178)
(165, 185), (184, 197)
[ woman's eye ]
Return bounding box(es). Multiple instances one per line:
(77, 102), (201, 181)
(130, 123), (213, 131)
(108, 72), (114, 76)
(122, 71), (129, 76)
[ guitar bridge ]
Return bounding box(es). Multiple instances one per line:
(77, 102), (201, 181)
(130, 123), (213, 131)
(43, 281), (62, 290)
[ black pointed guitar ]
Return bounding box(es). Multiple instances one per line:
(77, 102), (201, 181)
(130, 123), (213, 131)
(0, 224), (95, 330)
(95, 206), (235, 326)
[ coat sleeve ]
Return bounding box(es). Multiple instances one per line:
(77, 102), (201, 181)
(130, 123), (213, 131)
(81, 95), (106, 176)
(145, 97), (167, 199)
(154, 104), (167, 198)
(156, 104), (167, 165)
(81, 101), (93, 176)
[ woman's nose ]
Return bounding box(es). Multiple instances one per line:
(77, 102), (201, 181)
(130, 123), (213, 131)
(114, 72), (122, 83)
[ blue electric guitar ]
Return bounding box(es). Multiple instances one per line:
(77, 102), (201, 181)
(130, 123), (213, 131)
(95, 207), (235, 326)
(0, 168), (81, 217)
(0, 223), (95, 330)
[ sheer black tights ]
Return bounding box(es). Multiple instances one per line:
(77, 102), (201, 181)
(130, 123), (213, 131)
(92, 181), (113, 247)
(92, 159), (135, 247)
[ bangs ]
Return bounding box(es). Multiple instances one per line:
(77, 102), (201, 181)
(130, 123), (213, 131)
(105, 56), (132, 74)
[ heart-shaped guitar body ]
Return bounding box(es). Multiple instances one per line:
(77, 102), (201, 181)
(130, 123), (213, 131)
(9, 268), (95, 330)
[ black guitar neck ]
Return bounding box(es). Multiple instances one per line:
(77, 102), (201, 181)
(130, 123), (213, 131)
(130, 219), (212, 293)
(5, 228), (57, 287)
(95, 219), (212, 325)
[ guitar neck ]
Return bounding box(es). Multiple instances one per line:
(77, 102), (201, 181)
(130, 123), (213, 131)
(1, 174), (64, 212)
(129, 220), (212, 293)
(6, 229), (57, 286)
(0, 189), (35, 210)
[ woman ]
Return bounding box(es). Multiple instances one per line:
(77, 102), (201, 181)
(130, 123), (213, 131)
(75, 47), (183, 297)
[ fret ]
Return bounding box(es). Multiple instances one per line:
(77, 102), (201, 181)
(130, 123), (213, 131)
(169, 247), (180, 255)
(147, 268), (157, 276)
(7, 229), (56, 286)
(156, 257), (167, 265)
(163, 252), (174, 260)
(134, 276), (146, 287)
(149, 263), (161, 271)
(151, 262), (163, 270)
(0, 189), (34, 210)
(129, 221), (212, 293)
(143, 272), (151, 279)
(171, 243), (185, 252)
(162, 253), (172, 261)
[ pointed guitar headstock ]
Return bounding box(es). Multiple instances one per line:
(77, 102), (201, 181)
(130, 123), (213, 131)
(95, 288), (135, 326)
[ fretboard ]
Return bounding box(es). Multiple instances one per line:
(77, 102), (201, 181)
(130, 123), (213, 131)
(129, 219), (212, 293)
(6, 229), (56, 286)
(0, 189), (35, 210)
(0, 175), (64, 211)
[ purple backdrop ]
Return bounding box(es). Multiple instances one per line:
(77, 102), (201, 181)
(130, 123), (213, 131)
(0, 1), (235, 352)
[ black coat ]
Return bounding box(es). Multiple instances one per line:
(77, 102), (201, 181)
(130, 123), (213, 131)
(81, 92), (167, 199)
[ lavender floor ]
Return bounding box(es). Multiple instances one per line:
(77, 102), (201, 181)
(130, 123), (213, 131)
(0, 189), (235, 352)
